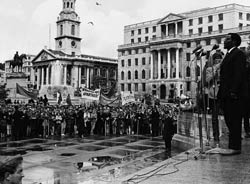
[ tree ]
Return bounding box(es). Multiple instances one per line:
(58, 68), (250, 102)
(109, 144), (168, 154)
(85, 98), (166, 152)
(0, 63), (5, 70)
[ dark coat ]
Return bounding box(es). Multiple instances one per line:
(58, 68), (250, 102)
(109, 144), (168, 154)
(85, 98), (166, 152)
(218, 48), (248, 100)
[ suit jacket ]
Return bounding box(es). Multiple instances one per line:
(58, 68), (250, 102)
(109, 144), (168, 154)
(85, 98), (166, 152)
(217, 47), (248, 100)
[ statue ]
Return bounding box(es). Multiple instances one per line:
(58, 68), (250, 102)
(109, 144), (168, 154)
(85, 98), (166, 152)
(10, 51), (27, 72)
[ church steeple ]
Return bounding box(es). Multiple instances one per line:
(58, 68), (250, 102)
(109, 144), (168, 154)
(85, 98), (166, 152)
(55, 0), (81, 56)
(62, 0), (76, 13)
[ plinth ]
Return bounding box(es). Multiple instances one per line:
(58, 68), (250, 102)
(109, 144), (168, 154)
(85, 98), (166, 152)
(6, 72), (28, 102)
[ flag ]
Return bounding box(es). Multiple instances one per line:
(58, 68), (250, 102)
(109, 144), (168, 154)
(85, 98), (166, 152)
(99, 94), (121, 107)
(16, 83), (37, 99)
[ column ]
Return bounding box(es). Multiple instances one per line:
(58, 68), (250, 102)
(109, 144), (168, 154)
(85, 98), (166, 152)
(41, 67), (44, 86)
(150, 52), (153, 79)
(46, 66), (49, 85)
(78, 66), (82, 87)
(176, 48), (179, 79)
(175, 23), (178, 35)
(86, 67), (90, 88)
(51, 65), (54, 85)
(37, 67), (40, 90)
(166, 24), (169, 36)
(64, 65), (67, 85)
(167, 50), (171, 79)
(74, 66), (79, 88)
(158, 50), (161, 79)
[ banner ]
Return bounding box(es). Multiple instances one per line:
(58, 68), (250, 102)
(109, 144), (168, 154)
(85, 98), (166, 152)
(121, 91), (135, 105)
(16, 83), (38, 100)
(81, 88), (100, 101)
(99, 94), (121, 107)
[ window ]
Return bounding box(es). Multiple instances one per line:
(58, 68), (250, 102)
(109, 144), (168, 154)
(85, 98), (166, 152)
(218, 13), (223, 21)
(239, 23), (243, 30)
(208, 26), (213, 34)
(135, 70), (138, 79)
(142, 57), (146, 65)
(128, 71), (131, 80)
(186, 81), (191, 91)
(71, 3), (73, 8)
(217, 38), (221, 44)
(60, 25), (63, 35)
(218, 24), (223, 33)
(247, 13), (250, 21)
(153, 26), (156, 32)
(121, 84), (124, 91)
(121, 71), (124, 80)
(188, 29), (193, 35)
(131, 30), (134, 36)
(198, 17), (203, 24)
(134, 83), (138, 92)
(142, 83), (146, 91)
(71, 25), (75, 35)
(128, 84), (131, 91)
(128, 50), (131, 55)
(196, 65), (200, 77)
(239, 12), (243, 20)
(206, 39), (210, 46)
(152, 35), (156, 39)
(128, 59), (131, 66)
(138, 38), (141, 42)
(135, 49), (138, 54)
(186, 53), (191, 61)
(67, 2), (70, 8)
(208, 15), (213, 23)
(186, 67), (191, 77)
(138, 29), (141, 35)
(198, 27), (202, 35)
(145, 27), (149, 33)
(189, 19), (193, 26)
(187, 42), (191, 48)
(142, 70), (146, 79)
(143, 48), (146, 53)
(131, 39), (134, 43)
(121, 60), (124, 67)
(135, 58), (138, 66)
(145, 36), (149, 41)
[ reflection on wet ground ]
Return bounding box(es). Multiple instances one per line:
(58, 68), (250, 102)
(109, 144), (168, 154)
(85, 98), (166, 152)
(124, 145), (154, 150)
(76, 145), (107, 151)
(0, 135), (184, 184)
(95, 141), (124, 147)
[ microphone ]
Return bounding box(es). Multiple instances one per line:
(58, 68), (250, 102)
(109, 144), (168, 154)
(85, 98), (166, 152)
(211, 44), (219, 51)
(192, 45), (202, 54)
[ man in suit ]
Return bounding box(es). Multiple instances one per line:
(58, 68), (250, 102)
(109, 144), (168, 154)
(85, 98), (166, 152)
(217, 33), (248, 155)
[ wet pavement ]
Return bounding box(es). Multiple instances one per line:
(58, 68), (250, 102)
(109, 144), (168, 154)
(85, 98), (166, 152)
(0, 135), (183, 184)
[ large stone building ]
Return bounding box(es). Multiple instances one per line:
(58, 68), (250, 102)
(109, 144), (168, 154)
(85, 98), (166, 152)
(118, 3), (250, 100)
(32, 0), (117, 98)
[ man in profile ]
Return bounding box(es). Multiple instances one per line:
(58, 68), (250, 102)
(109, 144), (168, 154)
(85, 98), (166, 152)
(217, 33), (248, 155)
(0, 155), (24, 184)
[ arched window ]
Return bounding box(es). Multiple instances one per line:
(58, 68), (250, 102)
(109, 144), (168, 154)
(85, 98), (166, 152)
(64, 2), (66, 8)
(186, 66), (191, 77)
(135, 70), (138, 79)
(121, 71), (124, 80)
(60, 25), (63, 36)
(128, 71), (131, 80)
(142, 70), (146, 79)
(71, 2), (73, 8)
(196, 65), (200, 77)
(71, 25), (75, 35)
(67, 2), (70, 8)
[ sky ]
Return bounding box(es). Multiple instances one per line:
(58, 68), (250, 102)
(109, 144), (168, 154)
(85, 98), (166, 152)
(1, 0), (250, 63)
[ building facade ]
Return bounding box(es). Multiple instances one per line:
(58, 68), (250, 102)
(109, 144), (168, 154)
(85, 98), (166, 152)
(32, 0), (117, 97)
(118, 3), (250, 100)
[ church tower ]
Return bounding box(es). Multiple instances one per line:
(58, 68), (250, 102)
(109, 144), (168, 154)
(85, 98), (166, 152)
(55, 0), (81, 55)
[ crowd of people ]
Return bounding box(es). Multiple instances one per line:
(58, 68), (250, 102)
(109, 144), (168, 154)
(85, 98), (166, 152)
(0, 100), (178, 143)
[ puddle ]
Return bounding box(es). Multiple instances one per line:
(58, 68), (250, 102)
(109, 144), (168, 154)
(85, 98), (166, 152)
(95, 141), (124, 147)
(26, 146), (52, 152)
(113, 138), (137, 143)
(88, 156), (122, 169)
(109, 149), (138, 157)
(124, 145), (153, 151)
(24, 139), (48, 144)
(60, 153), (76, 156)
(140, 141), (164, 147)
(54, 142), (77, 147)
(145, 151), (171, 162)
(76, 145), (107, 151)
(0, 149), (27, 156)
